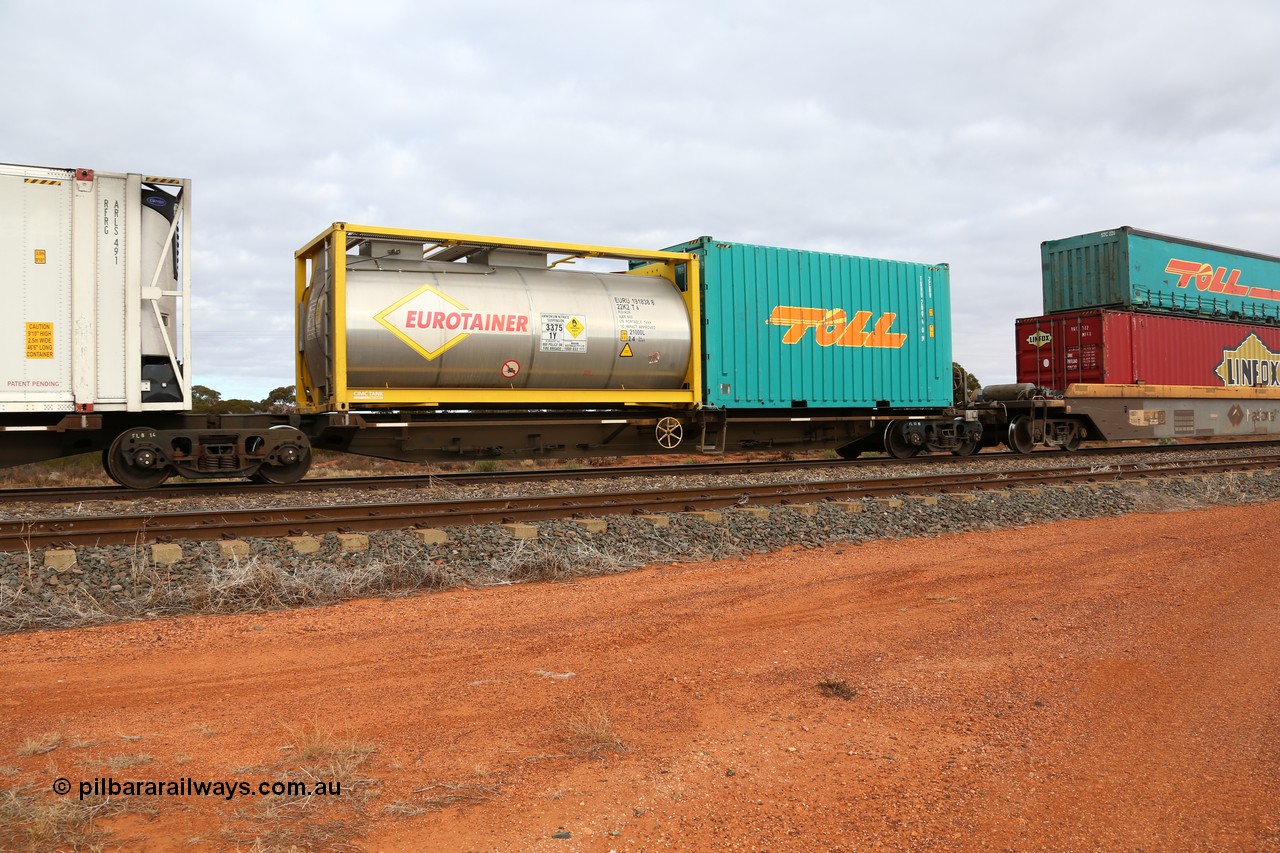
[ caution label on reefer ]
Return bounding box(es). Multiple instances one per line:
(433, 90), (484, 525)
(25, 322), (53, 359)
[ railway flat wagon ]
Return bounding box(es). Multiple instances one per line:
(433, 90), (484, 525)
(295, 226), (974, 463)
(1016, 309), (1280, 390)
(1041, 227), (1280, 323)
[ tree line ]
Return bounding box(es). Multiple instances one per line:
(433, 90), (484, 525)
(192, 385), (296, 414)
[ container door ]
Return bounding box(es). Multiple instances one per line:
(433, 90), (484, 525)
(0, 169), (75, 411)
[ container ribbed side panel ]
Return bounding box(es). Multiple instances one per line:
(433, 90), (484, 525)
(670, 237), (951, 410)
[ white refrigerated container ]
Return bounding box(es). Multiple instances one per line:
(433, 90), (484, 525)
(0, 163), (191, 413)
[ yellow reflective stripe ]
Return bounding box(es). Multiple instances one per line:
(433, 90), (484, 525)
(23, 178), (62, 185)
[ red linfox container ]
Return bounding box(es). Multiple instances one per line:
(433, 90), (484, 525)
(1016, 309), (1280, 391)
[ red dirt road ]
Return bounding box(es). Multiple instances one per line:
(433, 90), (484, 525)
(3, 504), (1279, 851)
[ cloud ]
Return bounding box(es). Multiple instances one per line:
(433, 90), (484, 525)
(3, 0), (1278, 395)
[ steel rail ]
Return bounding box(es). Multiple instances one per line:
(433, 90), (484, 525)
(2, 454), (1277, 551)
(2, 439), (1278, 505)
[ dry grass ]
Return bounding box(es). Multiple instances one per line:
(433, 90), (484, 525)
(222, 817), (365, 853)
(1124, 474), (1261, 513)
(217, 728), (379, 852)
(282, 725), (377, 780)
(15, 733), (61, 757)
(558, 705), (627, 758)
(818, 676), (858, 701)
(188, 723), (219, 739)
(0, 453), (111, 488)
(0, 551), (459, 633)
(411, 782), (502, 812)
(382, 801), (427, 816)
(496, 537), (639, 583)
(0, 786), (125, 853)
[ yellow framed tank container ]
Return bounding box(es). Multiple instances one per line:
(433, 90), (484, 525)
(295, 224), (701, 412)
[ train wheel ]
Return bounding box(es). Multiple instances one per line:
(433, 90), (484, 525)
(884, 421), (920, 459)
(249, 427), (312, 484)
(655, 417), (683, 449)
(105, 430), (171, 489)
(952, 437), (979, 457)
(1006, 417), (1036, 455)
(250, 455), (311, 485)
(101, 448), (123, 485)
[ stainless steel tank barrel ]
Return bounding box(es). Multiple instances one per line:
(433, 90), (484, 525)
(304, 246), (693, 391)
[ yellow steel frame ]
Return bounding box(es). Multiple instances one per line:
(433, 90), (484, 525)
(1067, 383), (1280, 399)
(295, 223), (702, 413)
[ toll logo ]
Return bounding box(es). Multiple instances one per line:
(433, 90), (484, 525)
(1026, 330), (1052, 348)
(1215, 333), (1280, 387)
(375, 284), (530, 361)
(1166, 258), (1280, 303)
(767, 306), (907, 349)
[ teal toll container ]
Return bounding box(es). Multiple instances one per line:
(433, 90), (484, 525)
(1042, 227), (1280, 323)
(663, 237), (952, 410)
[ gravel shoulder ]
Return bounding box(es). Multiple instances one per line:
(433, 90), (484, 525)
(2, 502), (1278, 851)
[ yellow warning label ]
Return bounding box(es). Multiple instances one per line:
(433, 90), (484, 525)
(34, 249), (46, 265)
(620, 342), (634, 357)
(25, 322), (53, 359)
(566, 317), (585, 338)
(620, 330), (628, 342)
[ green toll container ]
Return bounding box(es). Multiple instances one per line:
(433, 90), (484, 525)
(1042, 227), (1280, 323)
(664, 237), (952, 410)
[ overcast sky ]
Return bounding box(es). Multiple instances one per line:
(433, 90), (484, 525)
(5, 0), (1279, 398)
